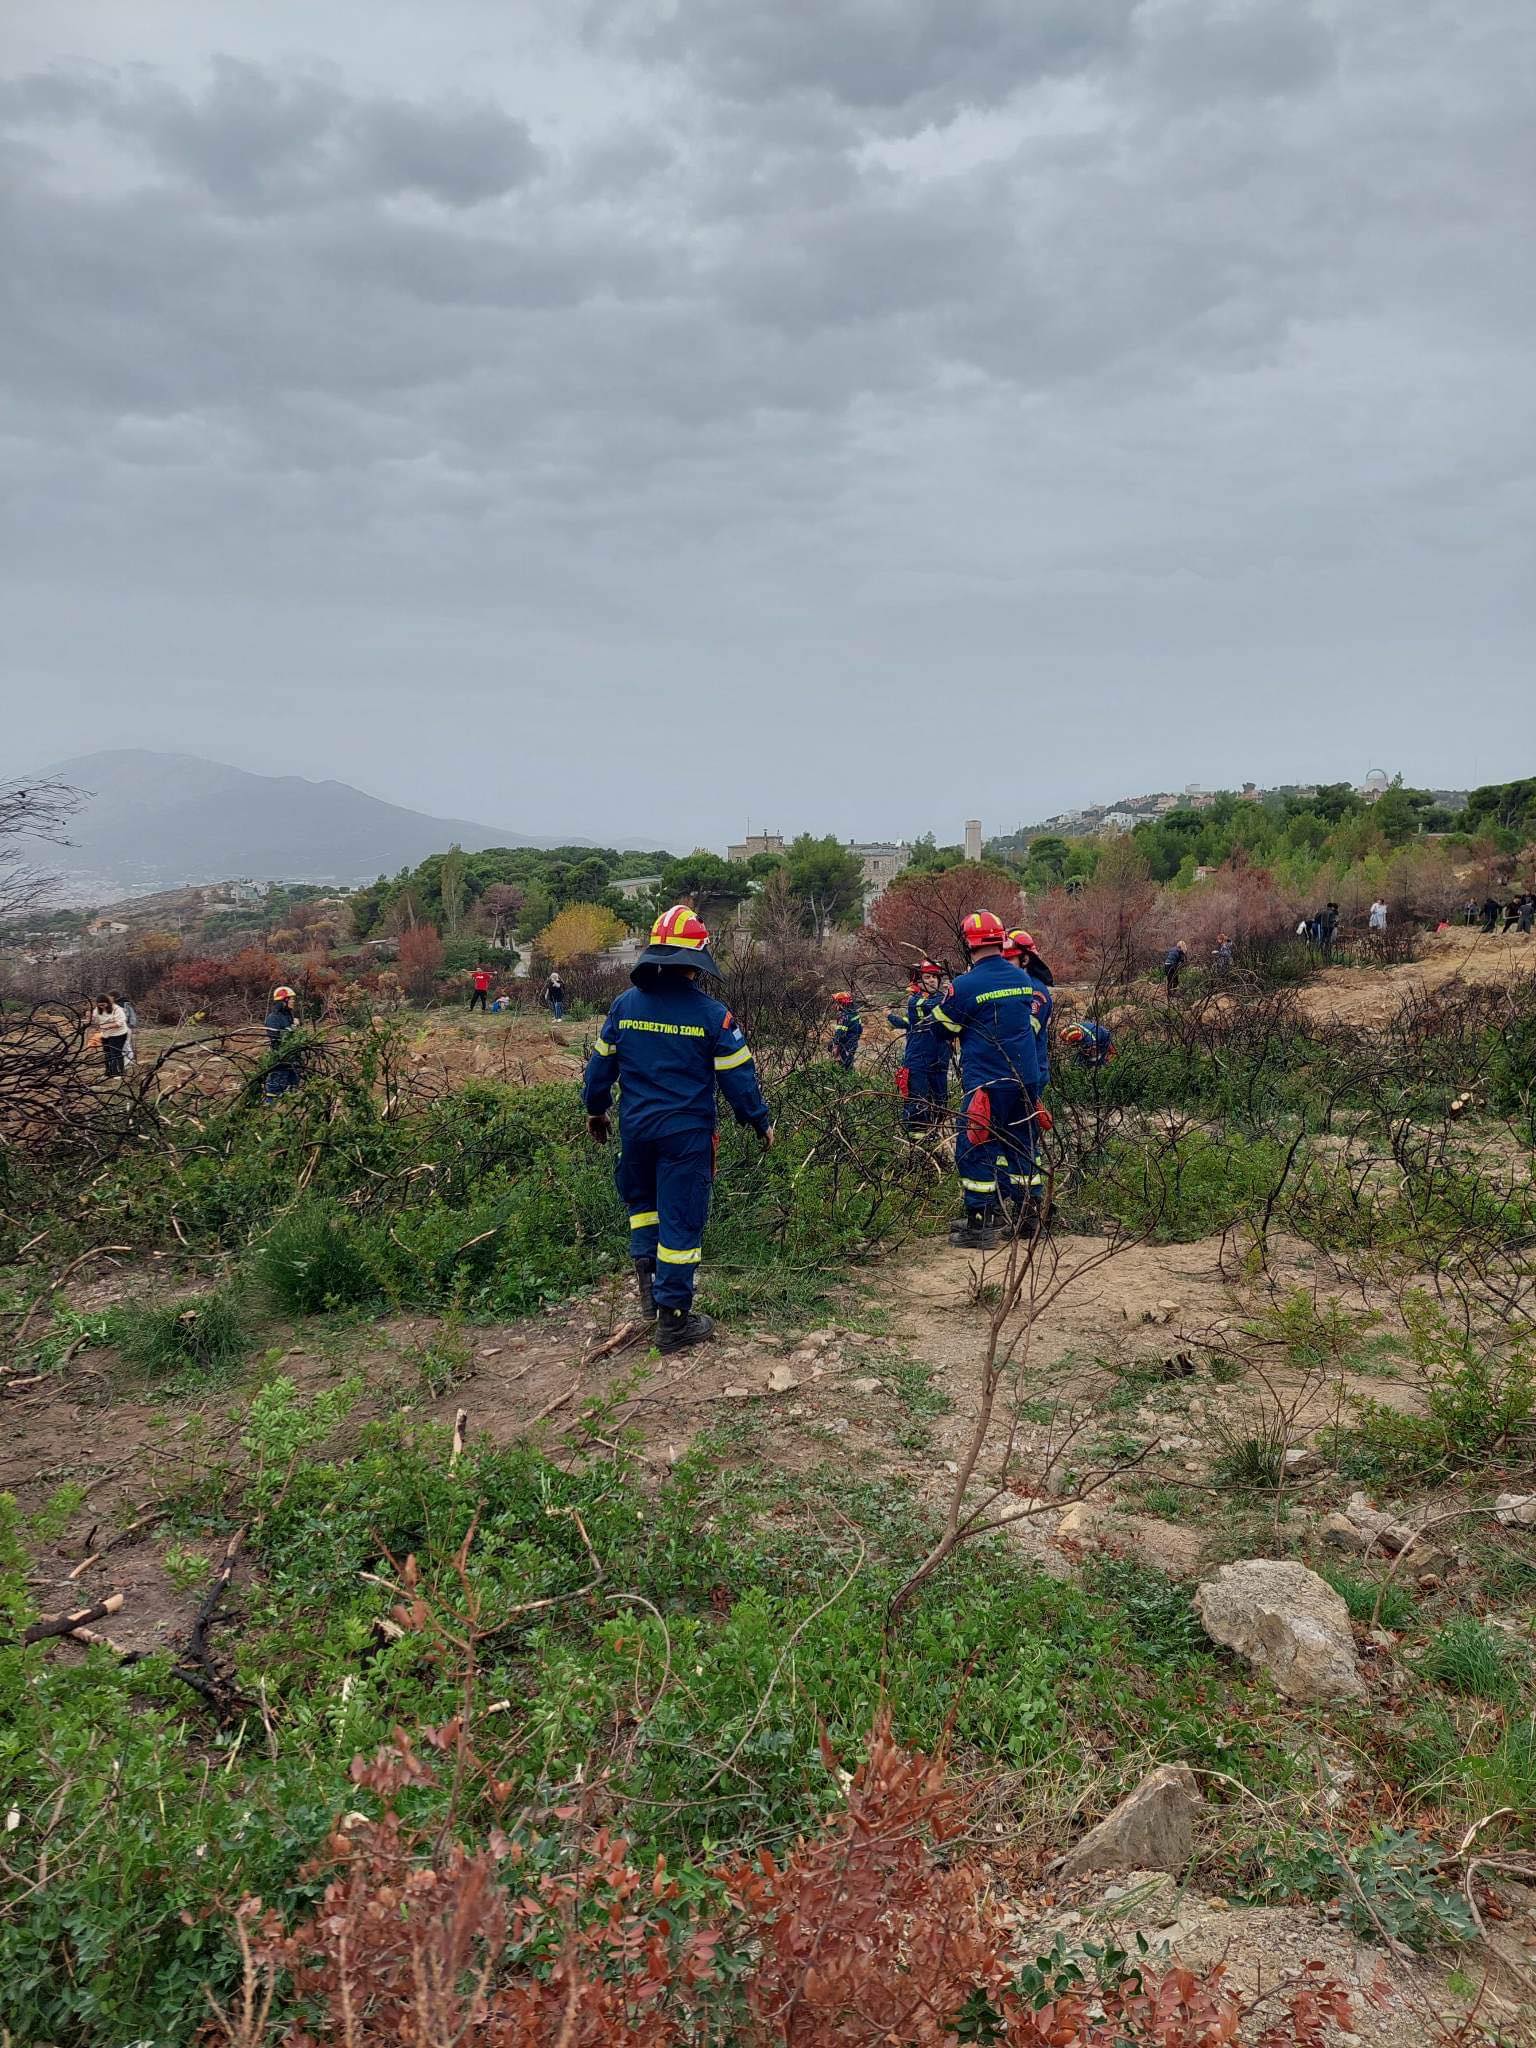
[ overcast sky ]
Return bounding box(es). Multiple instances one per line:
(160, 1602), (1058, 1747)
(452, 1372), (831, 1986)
(3, 0), (1532, 847)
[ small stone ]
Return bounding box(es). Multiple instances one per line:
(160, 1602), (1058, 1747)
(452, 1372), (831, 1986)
(848, 1377), (883, 1396)
(1062, 1764), (1206, 1876)
(824, 1416), (850, 1436)
(1282, 1446), (1321, 1477)
(722, 1385), (752, 1399)
(1494, 1492), (1536, 1528)
(766, 1364), (801, 1394)
(478, 1347), (501, 1358)
(788, 1405), (806, 1419)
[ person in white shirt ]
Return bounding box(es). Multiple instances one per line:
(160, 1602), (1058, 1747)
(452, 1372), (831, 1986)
(91, 996), (129, 1077)
(1369, 899), (1388, 933)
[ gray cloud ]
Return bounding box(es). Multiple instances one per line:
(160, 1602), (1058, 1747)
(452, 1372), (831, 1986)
(1, 0), (1532, 840)
(588, 0), (1141, 126)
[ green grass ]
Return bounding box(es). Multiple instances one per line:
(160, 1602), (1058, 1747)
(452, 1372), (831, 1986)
(104, 1285), (254, 1387)
(1420, 1616), (1524, 1704)
(1318, 1564), (1418, 1630)
(0, 1417), (1304, 2048)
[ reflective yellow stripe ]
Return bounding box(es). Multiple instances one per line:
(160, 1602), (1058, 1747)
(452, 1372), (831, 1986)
(628, 1210), (659, 1228)
(657, 1244), (702, 1265)
(960, 1176), (996, 1193)
(714, 1044), (753, 1070)
(594, 1036), (614, 1055)
(932, 1005), (961, 1033)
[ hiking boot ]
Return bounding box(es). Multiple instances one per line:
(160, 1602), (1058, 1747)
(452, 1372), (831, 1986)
(656, 1306), (715, 1354)
(949, 1211), (999, 1252)
(633, 1257), (656, 1319)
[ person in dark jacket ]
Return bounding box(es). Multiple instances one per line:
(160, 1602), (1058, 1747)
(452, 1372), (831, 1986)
(1004, 931), (1053, 1091)
(1162, 941), (1187, 995)
(932, 911), (1045, 1248)
(1009, 928), (1053, 986)
(543, 971), (565, 1020)
(1481, 896), (1502, 934)
(263, 985), (301, 1101)
(1518, 894), (1536, 935)
(886, 961), (949, 1128)
(829, 992), (863, 1069)
(582, 907), (773, 1353)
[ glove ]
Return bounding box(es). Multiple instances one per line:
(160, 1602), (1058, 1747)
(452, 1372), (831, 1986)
(587, 1113), (610, 1144)
(1035, 1104), (1054, 1134)
(759, 1123), (776, 1150)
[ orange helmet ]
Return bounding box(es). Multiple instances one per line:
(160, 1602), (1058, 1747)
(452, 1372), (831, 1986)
(1003, 928), (1035, 960)
(635, 904), (720, 978)
(649, 904), (711, 950)
(961, 910), (1006, 950)
(832, 991), (853, 1005)
(271, 985), (296, 1003)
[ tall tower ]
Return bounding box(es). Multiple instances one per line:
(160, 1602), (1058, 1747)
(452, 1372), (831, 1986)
(964, 819), (983, 862)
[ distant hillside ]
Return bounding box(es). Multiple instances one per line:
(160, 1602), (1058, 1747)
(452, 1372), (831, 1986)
(26, 750), (577, 899)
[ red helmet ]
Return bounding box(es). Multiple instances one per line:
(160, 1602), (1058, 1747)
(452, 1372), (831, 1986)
(832, 991), (853, 1005)
(917, 960), (942, 976)
(1003, 928), (1035, 960)
(961, 910), (1006, 950)
(649, 904), (711, 951)
(271, 985), (296, 1003)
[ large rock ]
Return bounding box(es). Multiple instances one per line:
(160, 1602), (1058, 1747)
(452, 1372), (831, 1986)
(1495, 1493), (1536, 1528)
(1194, 1560), (1365, 1703)
(1063, 1764), (1206, 1876)
(1055, 1503), (1203, 1579)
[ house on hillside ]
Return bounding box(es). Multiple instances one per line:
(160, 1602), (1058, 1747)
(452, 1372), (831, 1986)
(613, 874), (661, 901)
(727, 832), (786, 863)
(848, 841), (911, 911)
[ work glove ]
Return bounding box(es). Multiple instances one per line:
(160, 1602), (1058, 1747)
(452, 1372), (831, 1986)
(759, 1123), (776, 1151)
(1035, 1104), (1054, 1134)
(587, 1113), (610, 1144)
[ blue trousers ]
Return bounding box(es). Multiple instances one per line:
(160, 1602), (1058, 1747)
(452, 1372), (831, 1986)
(902, 1059), (949, 1128)
(617, 1127), (715, 1309)
(955, 1081), (1039, 1213)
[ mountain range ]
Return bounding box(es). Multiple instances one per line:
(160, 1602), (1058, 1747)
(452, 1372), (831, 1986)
(25, 751), (599, 901)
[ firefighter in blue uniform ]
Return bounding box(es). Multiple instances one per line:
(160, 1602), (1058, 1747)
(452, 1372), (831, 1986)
(886, 960), (949, 1128)
(1004, 930), (1053, 1093)
(582, 906), (774, 1353)
(931, 911), (1045, 1248)
(1062, 1019), (1116, 1068)
(829, 992), (863, 1069)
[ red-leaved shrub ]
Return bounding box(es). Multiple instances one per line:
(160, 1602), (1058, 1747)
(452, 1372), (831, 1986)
(208, 1717), (1368, 2048)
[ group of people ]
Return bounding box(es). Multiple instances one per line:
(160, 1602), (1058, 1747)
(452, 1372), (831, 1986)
(466, 965), (567, 1018)
(578, 904), (1123, 1350)
(1474, 894), (1536, 934)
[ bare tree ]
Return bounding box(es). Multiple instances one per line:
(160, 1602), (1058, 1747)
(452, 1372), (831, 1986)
(0, 778), (85, 922)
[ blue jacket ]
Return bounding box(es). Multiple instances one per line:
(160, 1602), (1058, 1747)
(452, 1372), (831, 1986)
(582, 981), (770, 1142)
(831, 1009), (863, 1050)
(932, 956), (1043, 1094)
(1065, 1019), (1115, 1065)
(887, 990), (945, 1070)
(1023, 975), (1053, 1088)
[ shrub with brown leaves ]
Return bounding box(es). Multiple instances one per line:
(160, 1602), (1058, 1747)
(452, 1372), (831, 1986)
(208, 1717), (1364, 2048)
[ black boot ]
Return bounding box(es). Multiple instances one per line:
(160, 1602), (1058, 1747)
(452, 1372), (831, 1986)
(656, 1305), (715, 1354)
(633, 1257), (656, 1319)
(949, 1209), (999, 1251)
